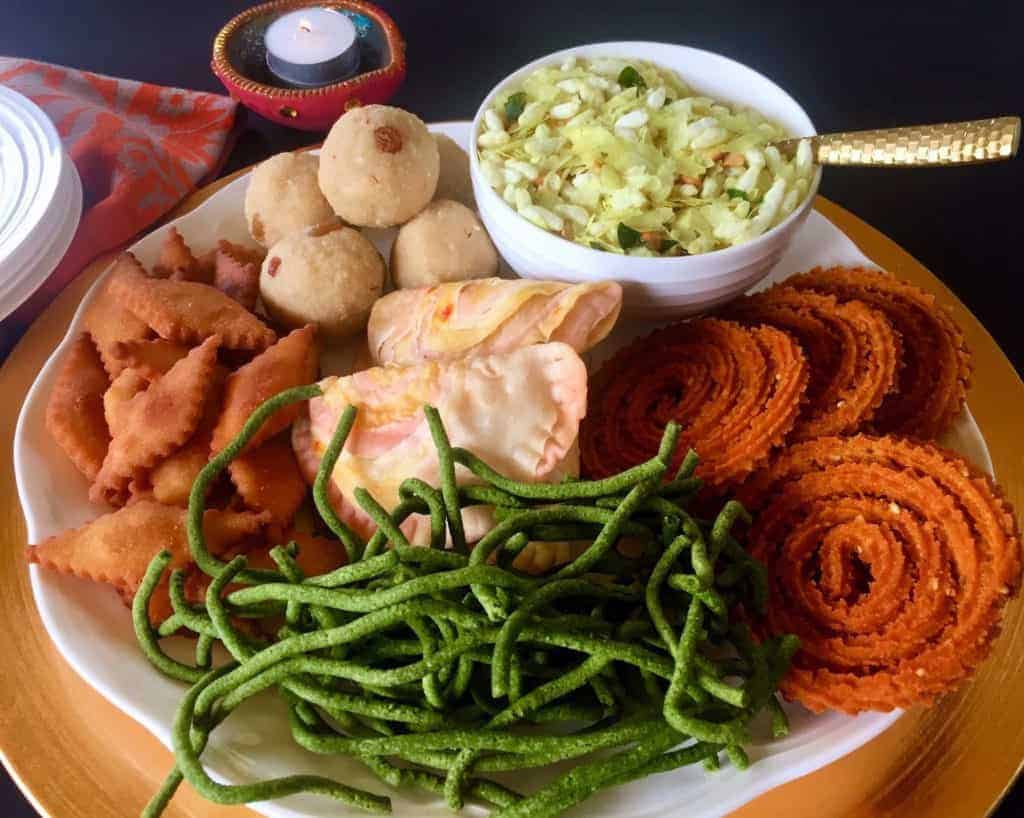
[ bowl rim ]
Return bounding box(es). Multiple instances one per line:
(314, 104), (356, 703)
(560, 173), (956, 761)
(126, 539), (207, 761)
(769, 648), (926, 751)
(469, 41), (823, 271)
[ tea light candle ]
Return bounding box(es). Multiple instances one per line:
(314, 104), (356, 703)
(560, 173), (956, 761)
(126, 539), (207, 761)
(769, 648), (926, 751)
(265, 7), (360, 87)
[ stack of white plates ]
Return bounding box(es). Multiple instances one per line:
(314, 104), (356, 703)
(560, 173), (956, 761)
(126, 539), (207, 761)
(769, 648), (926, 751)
(0, 85), (82, 321)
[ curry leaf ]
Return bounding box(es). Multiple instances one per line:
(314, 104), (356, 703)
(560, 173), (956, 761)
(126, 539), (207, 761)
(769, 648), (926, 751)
(504, 92), (528, 123)
(617, 223), (642, 249)
(617, 66), (646, 90)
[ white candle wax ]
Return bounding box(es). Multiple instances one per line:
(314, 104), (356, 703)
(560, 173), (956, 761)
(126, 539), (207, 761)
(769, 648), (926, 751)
(265, 8), (357, 67)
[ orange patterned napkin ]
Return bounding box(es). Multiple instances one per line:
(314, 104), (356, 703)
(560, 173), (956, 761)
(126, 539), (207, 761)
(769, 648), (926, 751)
(0, 58), (238, 353)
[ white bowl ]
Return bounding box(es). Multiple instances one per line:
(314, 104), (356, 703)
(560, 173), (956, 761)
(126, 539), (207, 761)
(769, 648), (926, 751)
(469, 42), (822, 318)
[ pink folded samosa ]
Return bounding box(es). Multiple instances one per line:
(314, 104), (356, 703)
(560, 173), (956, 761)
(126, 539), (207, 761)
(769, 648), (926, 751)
(292, 342), (587, 545)
(367, 277), (622, 366)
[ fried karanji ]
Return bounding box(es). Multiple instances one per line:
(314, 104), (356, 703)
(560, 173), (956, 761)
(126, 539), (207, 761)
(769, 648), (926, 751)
(305, 342), (588, 543)
(27, 500), (264, 589)
(213, 241), (261, 311)
(211, 324), (319, 454)
(80, 256), (153, 376)
(146, 364), (228, 507)
(153, 226), (204, 282)
(36, 227), (301, 618)
(737, 435), (1021, 713)
(44, 333), (111, 481)
(228, 433), (308, 525)
(242, 529), (347, 579)
(103, 368), (149, 438)
(26, 500), (267, 624)
(581, 318), (808, 489)
(92, 336), (222, 506)
(148, 437), (215, 507)
(106, 253), (276, 351)
(367, 277), (623, 366)
(109, 338), (190, 380)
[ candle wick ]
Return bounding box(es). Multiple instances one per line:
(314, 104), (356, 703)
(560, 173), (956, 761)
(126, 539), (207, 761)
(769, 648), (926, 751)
(298, 19), (313, 32)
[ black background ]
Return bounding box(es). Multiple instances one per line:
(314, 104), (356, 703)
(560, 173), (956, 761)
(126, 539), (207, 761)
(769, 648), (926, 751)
(1, 0), (1022, 815)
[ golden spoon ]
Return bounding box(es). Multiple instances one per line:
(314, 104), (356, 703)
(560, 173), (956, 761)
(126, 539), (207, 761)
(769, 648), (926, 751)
(772, 116), (1020, 166)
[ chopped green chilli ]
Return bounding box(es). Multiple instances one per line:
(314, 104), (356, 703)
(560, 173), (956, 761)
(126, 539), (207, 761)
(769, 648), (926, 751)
(135, 384), (796, 818)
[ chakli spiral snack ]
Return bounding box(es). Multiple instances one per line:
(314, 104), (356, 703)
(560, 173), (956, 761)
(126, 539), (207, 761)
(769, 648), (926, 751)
(721, 287), (900, 439)
(788, 266), (971, 439)
(737, 435), (1022, 714)
(580, 319), (808, 489)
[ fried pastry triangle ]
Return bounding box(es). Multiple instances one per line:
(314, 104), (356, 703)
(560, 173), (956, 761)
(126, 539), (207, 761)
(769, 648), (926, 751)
(92, 335), (221, 505)
(212, 324), (318, 454)
(106, 252), (275, 351)
(45, 333), (111, 481)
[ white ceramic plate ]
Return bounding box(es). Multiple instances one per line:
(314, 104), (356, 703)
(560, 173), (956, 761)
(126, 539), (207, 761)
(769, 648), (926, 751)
(15, 122), (993, 818)
(0, 85), (83, 321)
(0, 154), (82, 320)
(0, 85), (63, 263)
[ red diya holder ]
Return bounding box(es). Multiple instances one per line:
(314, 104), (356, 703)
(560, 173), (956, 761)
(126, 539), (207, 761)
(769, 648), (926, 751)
(212, 0), (406, 131)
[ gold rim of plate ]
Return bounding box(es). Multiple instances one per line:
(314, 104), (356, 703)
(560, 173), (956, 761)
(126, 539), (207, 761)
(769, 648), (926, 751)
(0, 179), (1022, 817)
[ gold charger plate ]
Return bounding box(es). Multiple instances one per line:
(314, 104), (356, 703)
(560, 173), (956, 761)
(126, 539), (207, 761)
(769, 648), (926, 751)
(1, 178), (1021, 817)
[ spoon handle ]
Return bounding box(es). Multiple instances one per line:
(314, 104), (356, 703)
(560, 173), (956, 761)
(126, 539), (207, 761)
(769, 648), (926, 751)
(773, 116), (1020, 167)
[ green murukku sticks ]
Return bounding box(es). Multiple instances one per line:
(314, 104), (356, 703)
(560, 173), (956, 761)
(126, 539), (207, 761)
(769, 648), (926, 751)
(134, 386), (797, 818)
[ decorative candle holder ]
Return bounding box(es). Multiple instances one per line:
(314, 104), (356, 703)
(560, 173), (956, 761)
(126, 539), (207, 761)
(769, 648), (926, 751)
(264, 8), (362, 87)
(212, 0), (406, 132)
